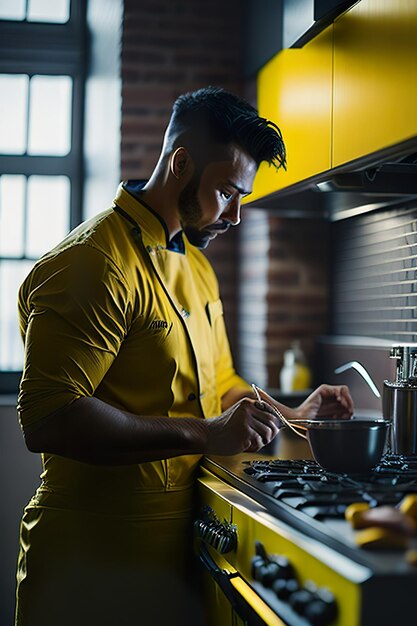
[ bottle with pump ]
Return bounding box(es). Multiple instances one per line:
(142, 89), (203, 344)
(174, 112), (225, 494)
(280, 341), (312, 393)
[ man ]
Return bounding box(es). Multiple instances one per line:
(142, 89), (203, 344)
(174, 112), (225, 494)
(15, 87), (353, 625)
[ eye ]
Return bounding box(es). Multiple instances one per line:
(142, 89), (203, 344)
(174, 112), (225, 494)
(220, 190), (233, 201)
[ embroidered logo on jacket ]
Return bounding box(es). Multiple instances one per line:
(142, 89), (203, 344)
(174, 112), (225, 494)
(149, 320), (173, 335)
(150, 320), (168, 329)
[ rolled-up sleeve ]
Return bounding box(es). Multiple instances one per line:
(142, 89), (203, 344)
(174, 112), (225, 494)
(17, 244), (132, 433)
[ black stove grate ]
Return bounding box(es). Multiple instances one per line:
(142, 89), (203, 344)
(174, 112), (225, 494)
(243, 455), (417, 520)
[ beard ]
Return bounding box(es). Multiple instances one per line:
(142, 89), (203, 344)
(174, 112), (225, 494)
(178, 172), (230, 249)
(178, 172), (210, 249)
(178, 172), (209, 249)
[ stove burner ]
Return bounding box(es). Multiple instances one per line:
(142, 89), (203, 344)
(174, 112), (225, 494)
(243, 455), (417, 520)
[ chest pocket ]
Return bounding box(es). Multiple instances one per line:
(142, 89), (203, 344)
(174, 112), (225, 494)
(205, 299), (223, 327)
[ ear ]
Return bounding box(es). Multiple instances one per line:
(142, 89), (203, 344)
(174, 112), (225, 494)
(170, 147), (191, 179)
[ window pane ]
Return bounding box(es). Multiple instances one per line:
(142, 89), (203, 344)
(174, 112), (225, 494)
(0, 260), (34, 370)
(28, 75), (72, 155)
(27, 0), (70, 23)
(26, 176), (70, 258)
(0, 74), (29, 154)
(0, 0), (26, 20)
(0, 175), (26, 257)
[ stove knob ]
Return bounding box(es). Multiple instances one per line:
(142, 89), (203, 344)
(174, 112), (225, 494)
(251, 555), (265, 580)
(272, 578), (299, 600)
(288, 588), (315, 614)
(304, 590), (338, 626)
(274, 555), (294, 580)
(257, 561), (281, 587)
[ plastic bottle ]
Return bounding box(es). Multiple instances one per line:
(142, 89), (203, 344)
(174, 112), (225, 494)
(279, 341), (312, 392)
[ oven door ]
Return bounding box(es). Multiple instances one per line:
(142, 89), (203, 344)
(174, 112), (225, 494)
(197, 541), (287, 626)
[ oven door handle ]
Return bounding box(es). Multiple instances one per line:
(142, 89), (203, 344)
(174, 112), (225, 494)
(199, 543), (286, 626)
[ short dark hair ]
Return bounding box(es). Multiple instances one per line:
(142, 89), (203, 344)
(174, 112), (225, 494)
(171, 86), (286, 170)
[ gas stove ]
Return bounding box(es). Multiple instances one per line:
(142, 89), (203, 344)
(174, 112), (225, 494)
(204, 454), (417, 556)
(197, 454), (417, 626)
(244, 455), (417, 517)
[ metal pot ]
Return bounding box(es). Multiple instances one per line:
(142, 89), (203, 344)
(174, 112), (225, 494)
(302, 419), (390, 474)
(383, 382), (417, 455)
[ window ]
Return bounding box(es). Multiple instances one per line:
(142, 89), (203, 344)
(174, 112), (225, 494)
(0, 0), (87, 392)
(0, 0), (70, 23)
(0, 73), (73, 156)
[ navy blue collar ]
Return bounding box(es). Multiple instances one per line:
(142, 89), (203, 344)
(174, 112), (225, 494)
(123, 180), (185, 254)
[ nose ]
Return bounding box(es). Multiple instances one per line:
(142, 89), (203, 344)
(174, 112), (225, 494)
(223, 196), (241, 226)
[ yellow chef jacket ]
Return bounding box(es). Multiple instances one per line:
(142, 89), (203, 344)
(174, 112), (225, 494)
(15, 182), (249, 626)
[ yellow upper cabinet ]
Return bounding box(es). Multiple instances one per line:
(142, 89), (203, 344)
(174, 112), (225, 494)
(333, 0), (417, 167)
(250, 25), (333, 203)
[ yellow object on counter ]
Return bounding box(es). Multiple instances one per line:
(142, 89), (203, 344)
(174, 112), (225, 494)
(345, 502), (370, 529)
(279, 342), (312, 392)
(405, 549), (417, 566)
(400, 494), (417, 523)
(355, 527), (409, 550)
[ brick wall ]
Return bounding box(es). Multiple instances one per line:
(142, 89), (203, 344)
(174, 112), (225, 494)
(120, 1), (330, 387)
(121, 0), (244, 178)
(266, 217), (330, 386)
(238, 212), (330, 388)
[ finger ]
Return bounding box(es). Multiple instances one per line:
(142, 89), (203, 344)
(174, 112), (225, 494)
(333, 395), (354, 416)
(253, 411), (283, 436)
(249, 416), (280, 445)
(245, 397), (279, 419)
(318, 400), (353, 420)
(257, 386), (280, 407)
(242, 427), (264, 452)
(254, 399), (269, 411)
(339, 386), (355, 412)
(245, 425), (277, 452)
(254, 400), (278, 417)
(252, 403), (282, 431)
(318, 403), (348, 416)
(320, 385), (354, 413)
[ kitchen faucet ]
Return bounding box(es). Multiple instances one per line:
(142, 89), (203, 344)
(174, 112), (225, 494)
(334, 361), (381, 398)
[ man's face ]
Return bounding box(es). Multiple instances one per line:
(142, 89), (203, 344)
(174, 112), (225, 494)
(178, 146), (257, 249)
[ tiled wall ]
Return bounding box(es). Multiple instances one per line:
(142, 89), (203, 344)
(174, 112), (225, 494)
(331, 203), (417, 341)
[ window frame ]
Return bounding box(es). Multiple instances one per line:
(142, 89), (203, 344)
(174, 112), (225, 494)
(0, 0), (88, 394)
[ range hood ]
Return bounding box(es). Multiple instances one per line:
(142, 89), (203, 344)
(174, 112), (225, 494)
(283, 0), (358, 48)
(245, 138), (417, 221)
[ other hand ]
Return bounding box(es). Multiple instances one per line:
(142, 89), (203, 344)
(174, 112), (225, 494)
(297, 384), (354, 421)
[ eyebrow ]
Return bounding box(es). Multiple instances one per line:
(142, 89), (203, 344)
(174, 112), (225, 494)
(225, 180), (252, 196)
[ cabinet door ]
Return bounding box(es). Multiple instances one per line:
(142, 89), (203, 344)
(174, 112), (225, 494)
(250, 25), (333, 203)
(333, 0), (417, 166)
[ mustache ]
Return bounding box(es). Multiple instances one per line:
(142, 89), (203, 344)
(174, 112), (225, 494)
(205, 220), (231, 233)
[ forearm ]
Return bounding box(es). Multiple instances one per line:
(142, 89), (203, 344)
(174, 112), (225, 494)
(24, 396), (209, 465)
(24, 389), (288, 464)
